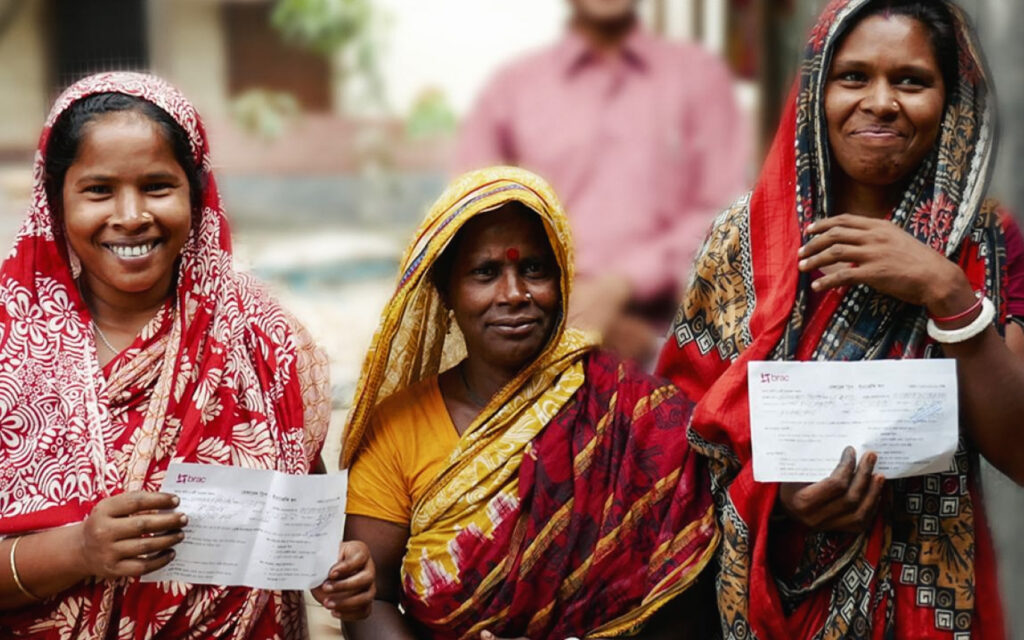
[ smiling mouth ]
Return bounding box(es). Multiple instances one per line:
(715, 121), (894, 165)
(852, 127), (905, 138)
(490, 318), (540, 336)
(103, 241), (161, 259)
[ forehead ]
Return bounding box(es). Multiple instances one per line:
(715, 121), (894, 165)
(834, 14), (937, 63)
(456, 206), (552, 256)
(72, 111), (177, 166)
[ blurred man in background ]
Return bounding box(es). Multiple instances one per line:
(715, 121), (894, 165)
(456, 0), (749, 363)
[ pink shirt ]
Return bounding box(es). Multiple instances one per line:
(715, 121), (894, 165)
(455, 27), (749, 300)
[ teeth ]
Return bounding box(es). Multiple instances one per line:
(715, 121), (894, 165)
(109, 242), (156, 259)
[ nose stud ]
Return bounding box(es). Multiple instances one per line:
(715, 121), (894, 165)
(892, 100), (900, 111)
(525, 292), (533, 300)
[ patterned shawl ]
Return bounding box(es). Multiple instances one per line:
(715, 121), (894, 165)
(0, 72), (330, 639)
(342, 167), (719, 639)
(657, 1), (1008, 638)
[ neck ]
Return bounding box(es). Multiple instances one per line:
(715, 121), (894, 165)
(461, 356), (518, 407)
(832, 174), (904, 220)
(81, 274), (171, 333)
(570, 13), (637, 53)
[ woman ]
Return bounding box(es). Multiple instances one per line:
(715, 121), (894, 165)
(657, 0), (1024, 638)
(340, 167), (719, 639)
(0, 72), (371, 637)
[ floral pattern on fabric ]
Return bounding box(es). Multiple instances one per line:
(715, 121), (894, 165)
(0, 72), (330, 639)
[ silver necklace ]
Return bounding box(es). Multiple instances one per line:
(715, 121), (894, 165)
(91, 320), (119, 354)
(458, 363), (489, 408)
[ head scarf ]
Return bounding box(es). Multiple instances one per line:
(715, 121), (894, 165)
(0, 72), (329, 639)
(658, 1), (1006, 638)
(341, 167), (585, 467)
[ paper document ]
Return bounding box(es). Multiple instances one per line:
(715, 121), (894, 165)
(142, 463), (345, 590)
(748, 360), (958, 482)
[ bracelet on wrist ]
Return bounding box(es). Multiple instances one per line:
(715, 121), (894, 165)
(929, 290), (983, 324)
(9, 536), (42, 602)
(926, 296), (995, 344)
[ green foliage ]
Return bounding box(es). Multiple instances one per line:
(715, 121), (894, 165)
(405, 88), (457, 139)
(270, 0), (387, 112)
(271, 0), (372, 57)
(230, 89), (301, 139)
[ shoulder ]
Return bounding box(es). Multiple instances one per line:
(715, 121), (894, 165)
(371, 376), (442, 433)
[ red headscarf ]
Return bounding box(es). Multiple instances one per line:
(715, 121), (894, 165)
(0, 72), (329, 639)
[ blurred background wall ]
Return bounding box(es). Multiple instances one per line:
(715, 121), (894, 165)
(0, 0), (1020, 636)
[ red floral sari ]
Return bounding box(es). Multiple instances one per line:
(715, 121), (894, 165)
(658, 1), (1008, 638)
(0, 72), (330, 639)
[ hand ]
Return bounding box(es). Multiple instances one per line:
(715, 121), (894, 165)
(312, 540), (375, 620)
(798, 214), (975, 316)
(777, 447), (885, 533)
(568, 275), (632, 334)
(78, 491), (186, 579)
(480, 632), (529, 640)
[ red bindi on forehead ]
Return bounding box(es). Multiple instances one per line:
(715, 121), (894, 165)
(506, 248), (520, 262)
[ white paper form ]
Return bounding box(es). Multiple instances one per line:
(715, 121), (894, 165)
(142, 463), (345, 590)
(748, 360), (958, 482)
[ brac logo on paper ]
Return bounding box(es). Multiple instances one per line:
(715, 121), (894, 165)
(759, 372), (789, 384)
(176, 473), (207, 484)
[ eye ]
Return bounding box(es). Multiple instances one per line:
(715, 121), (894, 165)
(143, 182), (175, 195)
(83, 184), (112, 196)
(470, 264), (498, 279)
(521, 259), (552, 278)
(895, 75), (928, 88)
(835, 70), (867, 84)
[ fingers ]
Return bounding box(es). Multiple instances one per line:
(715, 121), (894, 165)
(329, 540), (371, 579)
(117, 548), (178, 578)
(107, 512), (189, 542)
(799, 224), (867, 260)
(321, 582), (375, 621)
(805, 214), (875, 235)
(112, 530), (185, 558)
(790, 447), (856, 513)
(322, 561), (374, 591)
(100, 491), (180, 518)
(779, 448), (888, 532)
(821, 473), (886, 532)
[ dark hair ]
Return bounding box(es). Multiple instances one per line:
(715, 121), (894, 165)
(845, 0), (959, 99)
(44, 92), (203, 214)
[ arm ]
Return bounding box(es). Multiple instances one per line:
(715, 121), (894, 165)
(342, 514), (419, 640)
(800, 214), (1024, 484)
(1, 492), (185, 610)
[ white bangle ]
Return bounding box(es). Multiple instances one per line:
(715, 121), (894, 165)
(926, 296), (995, 344)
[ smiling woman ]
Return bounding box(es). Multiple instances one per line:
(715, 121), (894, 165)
(336, 167), (719, 639)
(657, 0), (1024, 638)
(46, 97), (196, 359)
(0, 73), (372, 638)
